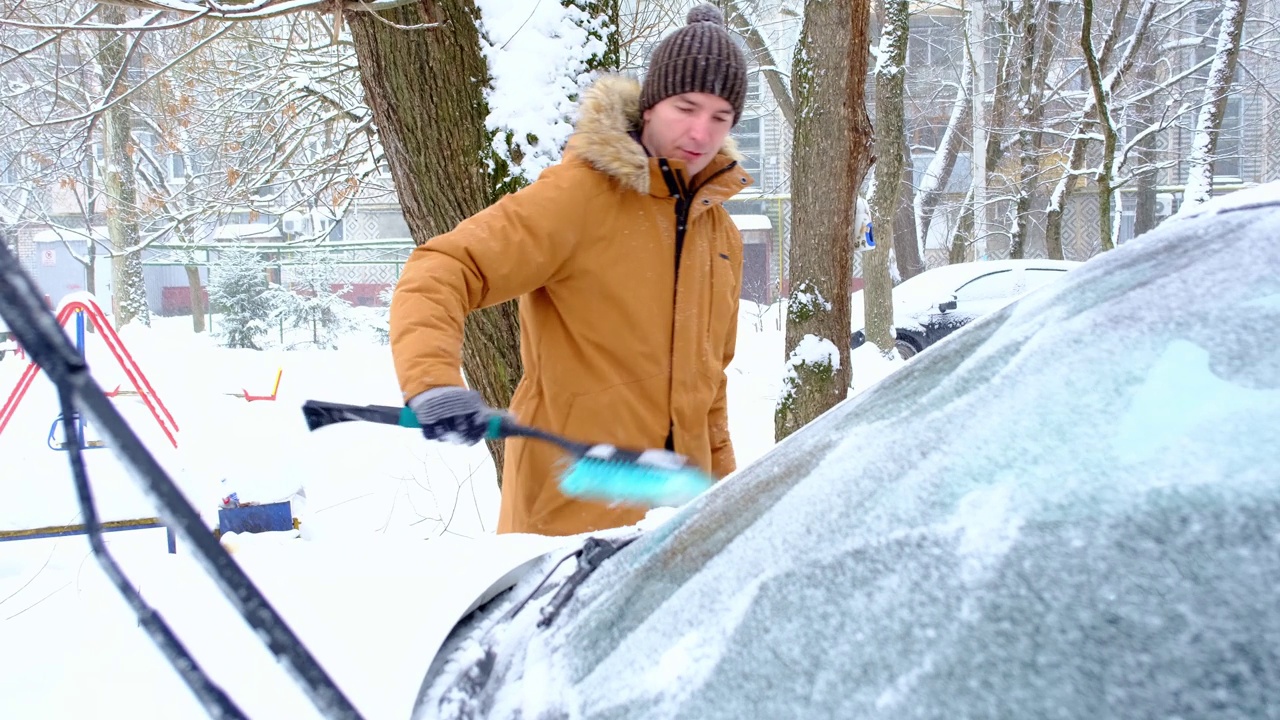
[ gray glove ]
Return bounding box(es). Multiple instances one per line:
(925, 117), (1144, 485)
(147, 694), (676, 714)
(407, 386), (496, 445)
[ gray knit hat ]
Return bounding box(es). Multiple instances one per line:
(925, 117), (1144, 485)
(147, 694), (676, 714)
(639, 4), (748, 124)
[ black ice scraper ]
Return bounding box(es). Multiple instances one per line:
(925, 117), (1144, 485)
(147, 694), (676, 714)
(301, 399), (714, 508)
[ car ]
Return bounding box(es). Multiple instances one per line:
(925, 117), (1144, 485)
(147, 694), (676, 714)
(851, 258), (1081, 359)
(410, 185), (1280, 719)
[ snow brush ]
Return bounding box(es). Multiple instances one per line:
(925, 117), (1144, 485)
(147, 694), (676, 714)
(300, 400), (714, 508)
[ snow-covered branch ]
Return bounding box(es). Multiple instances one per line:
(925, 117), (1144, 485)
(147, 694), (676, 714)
(1181, 0), (1249, 210)
(723, 0), (796, 127)
(82, 0), (426, 22)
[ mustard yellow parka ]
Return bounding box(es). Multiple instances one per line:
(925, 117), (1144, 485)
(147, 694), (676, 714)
(390, 75), (752, 536)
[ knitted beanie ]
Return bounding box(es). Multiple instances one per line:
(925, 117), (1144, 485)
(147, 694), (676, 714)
(639, 4), (748, 124)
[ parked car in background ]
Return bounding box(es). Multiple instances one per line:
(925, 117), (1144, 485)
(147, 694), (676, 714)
(411, 185), (1280, 719)
(852, 258), (1081, 358)
(0, 316), (18, 361)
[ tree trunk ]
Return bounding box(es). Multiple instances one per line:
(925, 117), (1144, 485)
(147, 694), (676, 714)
(1009, 0), (1057, 259)
(1131, 88), (1159, 238)
(1009, 0), (1034, 259)
(1043, 122), (1091, 260)
(893, 136), (922, 280)
(86, 231), (98, 297)
(950, 191), (973, 265)
(967, 0), (989, 259)
(186, 264), (206, 333)
(866, 0), (909, 353)
(981, 1), (1018, 258)
(916, 74), (970, 251)
(96, 4), (149, 327)
(1046, 0), (1153, 258)
(985, 6), (1015, 175)
(1181, 0), (1249, 209)
(775, 0), (873, 441)
(1082, 0), (1117, 253)
(83, 153), (100, 297)
(347, 1), (522, 480)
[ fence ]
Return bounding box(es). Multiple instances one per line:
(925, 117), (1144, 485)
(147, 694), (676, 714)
(7, 236), (414, 318)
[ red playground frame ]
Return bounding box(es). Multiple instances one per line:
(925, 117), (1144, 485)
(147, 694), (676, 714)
(0, 294), (179, 448)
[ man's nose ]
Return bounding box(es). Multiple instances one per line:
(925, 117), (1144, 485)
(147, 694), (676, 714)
(687, 116), (711, 145)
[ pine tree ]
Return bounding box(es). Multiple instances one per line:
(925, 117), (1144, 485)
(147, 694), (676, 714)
(371, 285), (395, 346)
(209, 247), (273, 350)
(267, 253), (359, 350)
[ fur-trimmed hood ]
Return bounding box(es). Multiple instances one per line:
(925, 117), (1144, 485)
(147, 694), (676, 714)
(566, 74), (744, 195)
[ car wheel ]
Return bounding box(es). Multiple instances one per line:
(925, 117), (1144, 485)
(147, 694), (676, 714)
(895, 338), (920, 360)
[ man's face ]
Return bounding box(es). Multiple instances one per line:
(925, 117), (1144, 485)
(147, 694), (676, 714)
(640, 92), (735, 178)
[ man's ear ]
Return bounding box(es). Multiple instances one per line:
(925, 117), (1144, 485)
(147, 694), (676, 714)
(642, 108), (652, 124)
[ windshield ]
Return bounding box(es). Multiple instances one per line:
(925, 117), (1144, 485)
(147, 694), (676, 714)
(951, 269), (1019, 302)
(423, 205), (1280, 719)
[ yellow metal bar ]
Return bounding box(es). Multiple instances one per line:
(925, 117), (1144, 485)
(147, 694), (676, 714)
(50, 439), (107, 449)
(0, 517), (164, 542)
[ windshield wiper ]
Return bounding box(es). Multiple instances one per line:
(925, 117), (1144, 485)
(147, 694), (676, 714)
(537, 535), (634, 628)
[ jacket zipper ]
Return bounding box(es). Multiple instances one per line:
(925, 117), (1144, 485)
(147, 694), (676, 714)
(656, 159), (739, 452)
(658, 160), (739, 279)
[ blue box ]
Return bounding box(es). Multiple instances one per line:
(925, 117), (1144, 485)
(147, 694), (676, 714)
(217, 501), (294, 535)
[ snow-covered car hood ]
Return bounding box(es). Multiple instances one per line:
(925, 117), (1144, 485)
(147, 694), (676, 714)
(415, 190), (1280, 719)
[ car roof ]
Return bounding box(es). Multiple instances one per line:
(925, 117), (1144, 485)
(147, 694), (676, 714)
(851, 259), (1085, 332)
(897, 258), (1081, 293)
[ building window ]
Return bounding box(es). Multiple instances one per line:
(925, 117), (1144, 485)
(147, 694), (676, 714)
(1047, 57), (1089, 93)
(746, 69), (760, 104)
(1215, 96), (1243, 180)
(169, 153), (186, 181)
(908, 15), (963, 67)
(2, 153), (31, 185)
(80, 143), (105, 182)
(732, 116), (763, 181)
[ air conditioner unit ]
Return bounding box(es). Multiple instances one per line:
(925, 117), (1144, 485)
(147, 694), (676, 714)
(1155, 193), (1174, 218)
(281, 212), (308, 235)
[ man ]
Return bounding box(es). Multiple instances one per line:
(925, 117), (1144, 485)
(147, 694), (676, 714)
(389, 4), (752, 536)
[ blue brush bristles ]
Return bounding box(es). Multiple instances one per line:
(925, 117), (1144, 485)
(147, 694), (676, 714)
(558, 458), (713, 507)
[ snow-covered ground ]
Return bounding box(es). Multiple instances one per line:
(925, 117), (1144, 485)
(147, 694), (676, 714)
(0, 298), (904, 719)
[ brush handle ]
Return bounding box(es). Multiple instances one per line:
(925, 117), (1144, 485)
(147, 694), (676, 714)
(301, 400), (579, 451)
(301, 399), (713, 507)
(300, 400), (412, 430)
(301, 399), (691, 470)
(486, 414), (590, 455)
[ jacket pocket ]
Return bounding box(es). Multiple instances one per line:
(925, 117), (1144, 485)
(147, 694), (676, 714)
(559, 374), (670, 448)
(703, 245), (740, 378)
